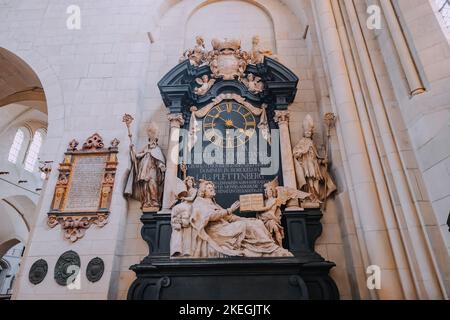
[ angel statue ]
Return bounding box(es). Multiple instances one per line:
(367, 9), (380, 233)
(293, 115), (337, 207)
(242, 73), (264, 94)
(194, 75), (216, 96)
(255, 178), (310, 246)
(180, 36), (207, 66)
(124, 122), (166, 212)
(170, 176), (198, 257)
(251, 35), (277, 64)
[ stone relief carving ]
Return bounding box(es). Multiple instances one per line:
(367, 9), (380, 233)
(182, 35), (276, 82)
(194, 75), (216, 96)
(54, 250), (81, 286)
(82, 133), (104, 150)
(67, 139), (79, 152)
(242, 73), (264, 94)
(293, 114), (337, 208)
(29, 259), (48, 285)
(170, 179), (293, 258)
(86, 257), (105, 283)
(254, 178), (310, 246)
(48, 214), (108, 242)
(209, 38), (251, 80)
(124, 122), (166, 212)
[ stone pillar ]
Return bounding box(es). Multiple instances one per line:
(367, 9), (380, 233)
(161, 113), (184, 213)
(313, 0), (404, 299)
(343, 0), (444, 299)
(274, 110), (300, 209)
(330, 0), (418, 299)
(378, 0), (425, 96)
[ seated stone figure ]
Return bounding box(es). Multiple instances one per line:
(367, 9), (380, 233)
(185, 180), (292, 258)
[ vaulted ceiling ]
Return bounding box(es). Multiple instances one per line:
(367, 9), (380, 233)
(0, 48), (46, 113)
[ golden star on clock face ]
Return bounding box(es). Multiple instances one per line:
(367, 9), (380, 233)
(203, 101), (257, 148)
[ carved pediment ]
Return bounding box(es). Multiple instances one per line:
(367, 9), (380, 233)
(159, 37), (299, 115)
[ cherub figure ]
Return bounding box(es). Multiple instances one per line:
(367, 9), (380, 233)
(180, 36), (207, 66)
(255, 178), (310, 246)
(251, 35), (276, 64)
(194, 75), (216, 96)
(242, 73), (264, 94)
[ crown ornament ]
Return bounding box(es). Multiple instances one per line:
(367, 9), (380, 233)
(211, 38), (241, 52)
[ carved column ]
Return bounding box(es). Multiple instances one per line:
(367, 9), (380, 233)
(274, 110), (300, 209)
(161, 113), (185, 213)
(378, 0), (425, 96)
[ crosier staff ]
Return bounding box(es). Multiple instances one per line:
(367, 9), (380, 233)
(323, 112), (336, 211)
(122, 114), (138, 173)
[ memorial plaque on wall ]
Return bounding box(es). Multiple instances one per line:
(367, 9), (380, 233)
(64, 155), (108, 212)
(47, 133), (119, 242)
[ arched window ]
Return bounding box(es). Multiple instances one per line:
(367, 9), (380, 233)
(8, 129), (25, 164)
(436, 0), (450, 30)
(24, 129), (45, 172)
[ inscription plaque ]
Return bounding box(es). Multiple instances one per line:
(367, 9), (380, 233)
(64, 155), (107, 212)
(48, 133), (119, 242)
(187, 163), (278, 209)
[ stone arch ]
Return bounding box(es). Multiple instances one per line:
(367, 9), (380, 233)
(0, 239), (21, 260)
(3, 195), (37, 231)
(0, 200), (29, 254)
(143, 0), (304, 50)
(0, 46), (65, 151)
(184, 0), (277, 52)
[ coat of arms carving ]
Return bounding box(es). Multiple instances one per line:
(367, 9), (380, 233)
(208, 38), (250, 80)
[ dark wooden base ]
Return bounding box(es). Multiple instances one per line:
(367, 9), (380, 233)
(128, 257), (338, 300)
(127, 209), (340, 300)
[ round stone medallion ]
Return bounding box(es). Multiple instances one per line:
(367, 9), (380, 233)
(29, 259), (48, 285)
(54, 250), (81, 286)
(86, 257), (104, 283)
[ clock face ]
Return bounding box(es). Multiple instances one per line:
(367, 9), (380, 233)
(203, 101), (257, 148)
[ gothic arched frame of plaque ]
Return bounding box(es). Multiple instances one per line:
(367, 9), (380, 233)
(47, 133), (120, 242)
(29, 259), (48, 285)
(54, 250), (81, 286)
(86, 257), (105, 283)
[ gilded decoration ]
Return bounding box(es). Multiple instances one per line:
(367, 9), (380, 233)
(181, 35), (276, 85)
(47, 133), (119, 242)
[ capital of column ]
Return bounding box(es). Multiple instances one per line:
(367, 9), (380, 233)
(274, 110), (290, 126)
(168, 113), (185, 128)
